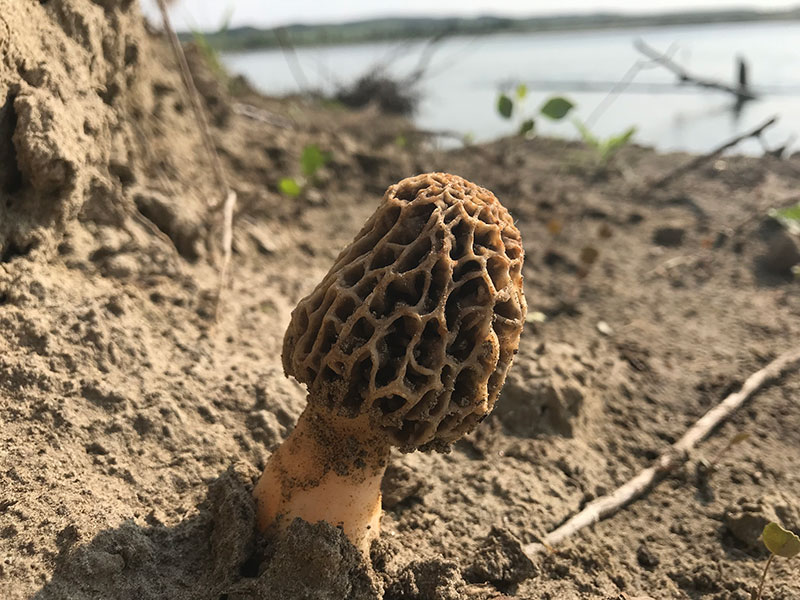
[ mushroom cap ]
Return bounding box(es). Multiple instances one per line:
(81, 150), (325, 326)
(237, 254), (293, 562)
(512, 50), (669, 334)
(283, 173), (526, 451)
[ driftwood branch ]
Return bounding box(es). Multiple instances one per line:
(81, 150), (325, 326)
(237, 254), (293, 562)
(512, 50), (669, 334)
(634, 39), (756, 101)
(524, 348), (800, 558)
(155, 0), (237, 314)
(651, 116), (778, 189)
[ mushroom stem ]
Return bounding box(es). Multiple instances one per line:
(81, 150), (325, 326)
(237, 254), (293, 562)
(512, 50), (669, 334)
(254, 402), (391, 553)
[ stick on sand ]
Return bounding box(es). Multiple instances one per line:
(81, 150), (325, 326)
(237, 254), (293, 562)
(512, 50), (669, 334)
(524, 348), (800, 558)
(652, 116), (777, 189)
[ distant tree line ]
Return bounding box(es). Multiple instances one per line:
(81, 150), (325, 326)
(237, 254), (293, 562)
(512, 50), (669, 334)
(180, 8), (800, 52)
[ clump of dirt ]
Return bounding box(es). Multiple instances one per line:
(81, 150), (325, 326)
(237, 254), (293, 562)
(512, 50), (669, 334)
(2, 1), (800, 600)
(496, 340), (608, 438)
(233, 519), (382, 600)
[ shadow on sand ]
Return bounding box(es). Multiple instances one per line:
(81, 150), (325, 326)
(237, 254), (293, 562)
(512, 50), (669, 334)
(32, 463), (377, 600)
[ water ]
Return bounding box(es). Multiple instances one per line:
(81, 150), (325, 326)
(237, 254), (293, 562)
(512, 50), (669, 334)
(222, 21), (800, 155)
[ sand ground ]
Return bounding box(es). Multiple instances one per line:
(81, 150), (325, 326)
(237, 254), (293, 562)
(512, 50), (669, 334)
(1, 1), (799, 599)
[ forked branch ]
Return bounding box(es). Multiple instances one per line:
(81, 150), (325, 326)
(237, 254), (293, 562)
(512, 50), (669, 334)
(634, 39), (756, 101)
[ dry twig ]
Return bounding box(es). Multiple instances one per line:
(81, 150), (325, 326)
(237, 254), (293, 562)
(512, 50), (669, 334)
(651, 116), (778, 189)
(232, 103), (293, 128)
(155, 0), (238, 314)
(524, 348), (800, 558)
(217, 189), (237, 314)
(584, 43), (678, 129)
(634, 39), (756, 101)
(155, 0), (228, 199)
(275, 27), (311, 91)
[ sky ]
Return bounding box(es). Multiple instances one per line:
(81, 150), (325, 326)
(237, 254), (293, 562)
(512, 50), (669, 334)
(139, 0), (800, 31)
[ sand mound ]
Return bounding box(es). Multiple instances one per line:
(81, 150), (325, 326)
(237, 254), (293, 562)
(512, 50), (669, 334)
(0, 0), (220, 265)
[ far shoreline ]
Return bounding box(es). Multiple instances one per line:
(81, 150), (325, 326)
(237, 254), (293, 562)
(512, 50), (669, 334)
(215, 18), (800, 57)
(185, 8), (800, 52)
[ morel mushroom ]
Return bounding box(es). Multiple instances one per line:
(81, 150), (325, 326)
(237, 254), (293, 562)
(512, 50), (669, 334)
(254, 172), (526, 552)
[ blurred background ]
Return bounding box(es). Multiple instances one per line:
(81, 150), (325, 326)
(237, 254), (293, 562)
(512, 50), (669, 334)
(140, 0), (800, 155)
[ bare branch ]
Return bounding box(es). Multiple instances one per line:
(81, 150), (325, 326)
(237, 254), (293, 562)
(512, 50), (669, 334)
(585, 43), (677, 128)
(524, 348), (800, 558)
(406, 29), (452, 85)
(634, 39), (757, 101)
(652, 116), (778, 189)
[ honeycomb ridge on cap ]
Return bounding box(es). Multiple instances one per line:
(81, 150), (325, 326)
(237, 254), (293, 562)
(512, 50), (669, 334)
(282, 172), (526, 452)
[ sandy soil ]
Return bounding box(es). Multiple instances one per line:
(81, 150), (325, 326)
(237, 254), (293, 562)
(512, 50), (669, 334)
(1, 2), (800, 599)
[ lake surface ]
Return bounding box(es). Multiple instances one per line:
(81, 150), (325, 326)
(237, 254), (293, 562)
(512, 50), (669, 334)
(222, 21), (800, 155)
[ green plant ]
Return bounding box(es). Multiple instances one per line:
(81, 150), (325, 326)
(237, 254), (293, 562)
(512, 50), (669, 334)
(573, 120), (636, 168)
(756, 522), (800, 600)
(769, 203), (800, 236)
(278, 177), (302, 198)
(279, 144), (332, 198)
(769, 203), (800, 278)
(494, 91), (635, 168)
(496, 87), (574, 137)
(191, 31), (225, 78)
(300, 144), (331, 179)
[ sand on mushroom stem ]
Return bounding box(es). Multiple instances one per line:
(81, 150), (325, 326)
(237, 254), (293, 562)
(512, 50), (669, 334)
(254, 172), (527, 552)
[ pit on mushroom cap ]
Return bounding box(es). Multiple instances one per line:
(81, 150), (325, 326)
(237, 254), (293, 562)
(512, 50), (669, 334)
(254, 172), (526, 552)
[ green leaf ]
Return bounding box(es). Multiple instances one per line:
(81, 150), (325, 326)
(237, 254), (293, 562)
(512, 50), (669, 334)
(497, 93), (513, 119)
(604, 126), (636, 153)
(300, 144), (331, 178)
(763, 522), (800, 558)
(573, 119), (599, 150)
(774, 203), (800, 221)
(278, 177), (302, 197)
(770, 202), (800, 235)
(515, 83), (528, 100)
(519, 119), (535, 136)
(540, 96), (574, 120)
(597, 126), (636, 162)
